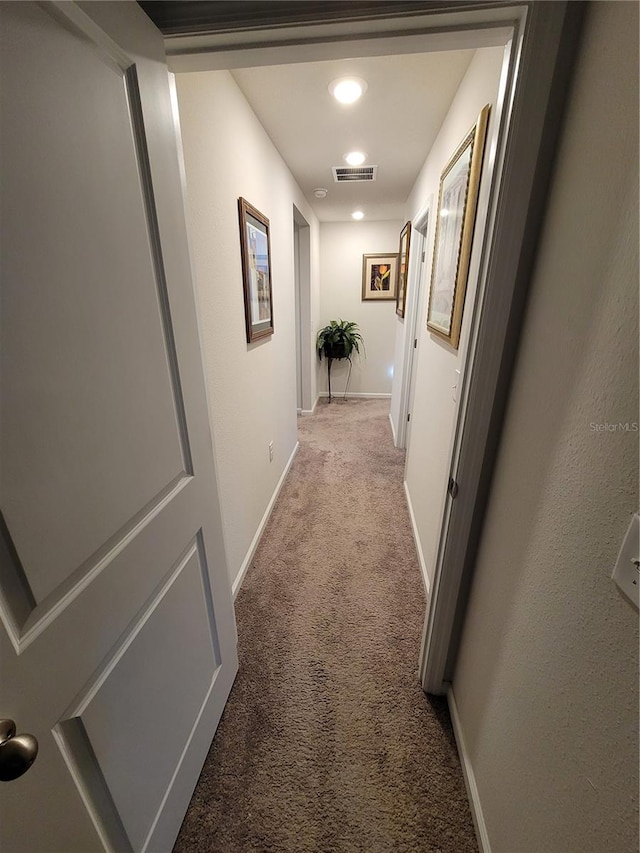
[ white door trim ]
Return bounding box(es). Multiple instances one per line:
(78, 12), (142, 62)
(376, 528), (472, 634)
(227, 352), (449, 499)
(397, 201), (430, 451)
(294, 221), (303, 412)
(293, 205), (313, 414)
(164, 10), (518, 73)
(419, 2), (585, 693)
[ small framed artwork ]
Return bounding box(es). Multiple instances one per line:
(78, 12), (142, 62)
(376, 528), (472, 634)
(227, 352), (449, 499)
(238, 197), (274, 343)
(361, 253), (399, 301)
(395, 221), (412, 318)
(426, 104), (490, 348)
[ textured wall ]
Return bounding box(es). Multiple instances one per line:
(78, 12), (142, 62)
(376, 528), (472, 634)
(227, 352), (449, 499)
(453, 3), (639, 851)
(397, 47), (505, 584)
(175, 71), (319, 586)
(318, 220), (402, 397)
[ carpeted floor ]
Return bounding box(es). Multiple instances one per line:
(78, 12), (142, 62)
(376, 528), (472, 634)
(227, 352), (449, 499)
(174, 398), (478, 853)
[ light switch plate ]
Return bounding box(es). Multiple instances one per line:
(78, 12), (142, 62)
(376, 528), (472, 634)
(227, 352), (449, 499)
(612, 513), (639, 610)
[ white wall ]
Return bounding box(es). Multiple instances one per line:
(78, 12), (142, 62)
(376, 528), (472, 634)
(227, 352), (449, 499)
(389, 297), (407, 432)
(454, 3), (639, 851)
(175, 70), (320, 587)
(318, 220), (401, 397)
(397, 46), (506, 586)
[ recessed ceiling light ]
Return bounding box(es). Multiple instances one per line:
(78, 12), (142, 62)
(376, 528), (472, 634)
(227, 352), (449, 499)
(345, 151), (366, 166)
(329, 77), (367, 105)
(352, 210), (364, 220)
(314, 188), (328, 198)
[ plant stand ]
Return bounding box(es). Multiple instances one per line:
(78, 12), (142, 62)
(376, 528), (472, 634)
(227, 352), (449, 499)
(316, 321), (363, 403)
(327, 357), (334, 402)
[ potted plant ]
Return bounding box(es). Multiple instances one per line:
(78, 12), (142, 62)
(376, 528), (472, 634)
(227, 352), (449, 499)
(316, 319), (364, 401)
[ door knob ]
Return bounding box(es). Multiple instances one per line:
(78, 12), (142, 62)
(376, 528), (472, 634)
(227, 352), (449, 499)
(0, 718), (38, 781)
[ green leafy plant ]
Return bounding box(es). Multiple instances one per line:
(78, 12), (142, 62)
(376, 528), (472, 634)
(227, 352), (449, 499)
(316, 319), (365, 362)
(316, 320), (365, 402)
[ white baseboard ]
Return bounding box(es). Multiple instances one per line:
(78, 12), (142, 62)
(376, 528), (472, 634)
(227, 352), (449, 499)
(447, 687), (491, 853)
(403, 480), (430, 596)
(388, 412), (397, 444)
(318, 392), (391, 399)
(300, 396), (319, 416)
(231, 441), (300, 599)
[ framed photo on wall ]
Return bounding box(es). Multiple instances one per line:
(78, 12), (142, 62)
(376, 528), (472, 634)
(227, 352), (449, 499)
(426, 104), (490, 349)
(395, 221), (412, 318)
(361, 253), (399, 301)
(238, 197), (274, 343)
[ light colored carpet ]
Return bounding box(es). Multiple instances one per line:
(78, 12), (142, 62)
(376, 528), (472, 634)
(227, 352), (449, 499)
(174, 398), (477, 853)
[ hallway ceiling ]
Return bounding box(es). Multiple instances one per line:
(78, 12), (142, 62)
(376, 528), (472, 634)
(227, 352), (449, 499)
(230, 50), (474, 222)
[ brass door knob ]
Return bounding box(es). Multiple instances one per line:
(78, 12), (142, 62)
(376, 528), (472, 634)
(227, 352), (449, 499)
(0, 719), (38, 781)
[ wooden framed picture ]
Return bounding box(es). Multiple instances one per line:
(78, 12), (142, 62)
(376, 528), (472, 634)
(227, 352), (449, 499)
(395, 221), (411, 318)
(361, 253), (399, 301)
(426, 104), (490, 348)
(238, 197), (274, 343)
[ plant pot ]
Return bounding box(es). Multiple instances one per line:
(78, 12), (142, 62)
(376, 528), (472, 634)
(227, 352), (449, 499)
(323, 342), (349, 360)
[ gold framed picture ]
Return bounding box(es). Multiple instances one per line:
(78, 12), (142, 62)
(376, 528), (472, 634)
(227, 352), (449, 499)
(238, 197), (274, 343)
(426, 104), (490, 348)
(395, 221), (412, 318)
(361, 253), (399, 301)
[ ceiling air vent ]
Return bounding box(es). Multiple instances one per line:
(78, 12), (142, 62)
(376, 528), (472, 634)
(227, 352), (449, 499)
(332, 166), (378, 183)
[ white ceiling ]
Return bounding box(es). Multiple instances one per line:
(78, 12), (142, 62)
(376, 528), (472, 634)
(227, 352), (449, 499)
(231, 49), (474, 223)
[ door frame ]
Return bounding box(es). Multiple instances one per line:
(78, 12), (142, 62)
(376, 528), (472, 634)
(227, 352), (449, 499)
(293, 218), (303, 412)
(293, 205), (313, 414)
(396, 202), (431, 451)
(418, 2), (585, 694)
(162, 1), (585, 693)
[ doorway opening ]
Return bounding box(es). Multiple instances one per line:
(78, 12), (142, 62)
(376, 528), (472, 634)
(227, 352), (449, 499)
(165, 2), (582, 699)
(293, 205), (313, 414)
(393, 201), (431, 451)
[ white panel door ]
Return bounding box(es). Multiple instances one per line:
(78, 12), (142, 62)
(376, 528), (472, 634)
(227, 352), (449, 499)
(0, 2), (238, 850)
